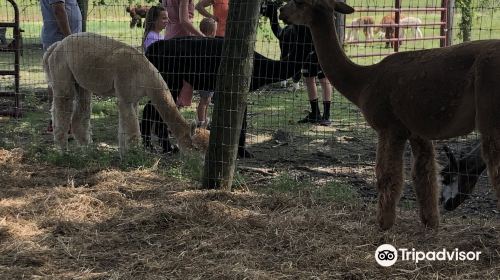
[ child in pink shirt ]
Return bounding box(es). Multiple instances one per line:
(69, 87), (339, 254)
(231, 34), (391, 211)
(162, 0), (204, 39)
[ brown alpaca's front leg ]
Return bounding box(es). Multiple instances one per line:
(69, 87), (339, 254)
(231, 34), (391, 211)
(376, 132), (407, 230)
(409, 137), (439, 229)
(480, 134), (500, 210)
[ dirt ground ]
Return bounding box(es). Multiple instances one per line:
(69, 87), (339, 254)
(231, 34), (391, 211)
(242, 119), (499, 218)
(0, 147), (498, 279)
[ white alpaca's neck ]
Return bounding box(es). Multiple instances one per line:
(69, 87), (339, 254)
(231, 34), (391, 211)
(145, 68), (192, 149)
(308, 11), (370, 106)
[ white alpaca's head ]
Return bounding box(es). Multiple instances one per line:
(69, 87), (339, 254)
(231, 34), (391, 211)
(279, 0), (354, 26)
(190, 122), (210, 153)
(174, 122), (210, 154)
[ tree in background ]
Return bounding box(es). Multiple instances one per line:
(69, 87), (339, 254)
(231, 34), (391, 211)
(456, 0), (472, 42)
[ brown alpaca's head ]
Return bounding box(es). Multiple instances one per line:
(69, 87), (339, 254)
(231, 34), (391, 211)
(279, 0), (354, 26)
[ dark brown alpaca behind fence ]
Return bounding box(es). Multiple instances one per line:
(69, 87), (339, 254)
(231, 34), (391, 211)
(126, 5), (151, 28)
(279, 0), (500, 230)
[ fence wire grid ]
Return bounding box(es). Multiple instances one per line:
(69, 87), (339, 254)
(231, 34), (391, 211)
(0, 0), (499, 214)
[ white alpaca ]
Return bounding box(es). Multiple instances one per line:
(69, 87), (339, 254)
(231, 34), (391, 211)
(399, 17), (423, 39)
(43, 32), (208, 155)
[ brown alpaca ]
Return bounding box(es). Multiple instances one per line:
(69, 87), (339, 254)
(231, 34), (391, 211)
(43, 33), (209, 156)
(377, 13), (406, 48)
(345, 16), (375, 43)
(279, 0), (500, 230)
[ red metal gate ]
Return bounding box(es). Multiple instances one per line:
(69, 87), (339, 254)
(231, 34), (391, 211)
(344, 0), (452, 60)
(0, 0), (22, 118)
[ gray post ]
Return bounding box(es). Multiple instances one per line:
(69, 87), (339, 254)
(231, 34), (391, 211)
(447, 0), (456, 46)
(202, 0), (262, 190)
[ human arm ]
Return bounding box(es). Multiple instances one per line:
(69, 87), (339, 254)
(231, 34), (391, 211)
(195, 0), (217, 21)
(179, 0), (205, 36)
(51, 1), (72, 37)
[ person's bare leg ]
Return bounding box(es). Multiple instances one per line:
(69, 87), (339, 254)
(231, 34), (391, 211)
(197, 96), (211, 127)
(177, 81), (194, 108)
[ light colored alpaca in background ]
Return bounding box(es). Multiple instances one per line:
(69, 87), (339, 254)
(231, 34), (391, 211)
(345, 16), (375, 43)
(279, 0), (500, 230)
(399, 16), (423, 39)
(43, 33), (209, 155)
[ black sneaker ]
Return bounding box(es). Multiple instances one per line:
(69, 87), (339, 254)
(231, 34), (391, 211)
(163, 144), (180, 154)
(298, 111), (321, 124)
(319, 117), (331, 126)
(237, 147), (254, 159)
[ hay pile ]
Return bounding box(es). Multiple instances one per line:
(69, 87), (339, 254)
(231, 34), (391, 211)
(0, 148), (498, 279)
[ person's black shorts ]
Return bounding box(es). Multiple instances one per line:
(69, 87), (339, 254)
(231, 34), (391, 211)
(301, 51), (326, 79)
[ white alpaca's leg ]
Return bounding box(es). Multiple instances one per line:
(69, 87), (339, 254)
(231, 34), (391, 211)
(353, 29), (359, 42)
(368, 27), (374, 40)
(345, 29), (352, 42)
(399, 29), (405, 39)
(71, 85), (92, 145)
(416, 27), (423, 39)
(117, 100), (140, 154)
(51, 82), (75, 151)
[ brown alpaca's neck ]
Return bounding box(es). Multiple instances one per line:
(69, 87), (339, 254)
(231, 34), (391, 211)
(308, 12), (368, 106)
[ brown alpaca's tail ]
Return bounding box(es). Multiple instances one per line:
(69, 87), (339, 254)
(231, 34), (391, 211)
(42, 41), (61, 88)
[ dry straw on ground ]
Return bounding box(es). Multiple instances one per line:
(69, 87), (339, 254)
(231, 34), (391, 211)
(0, 148), (498, 279)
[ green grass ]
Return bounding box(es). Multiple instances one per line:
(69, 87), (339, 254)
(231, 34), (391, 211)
(313, 180), (359, 203)
(266, 173), (314, 193)
(260, 173), (360, 205)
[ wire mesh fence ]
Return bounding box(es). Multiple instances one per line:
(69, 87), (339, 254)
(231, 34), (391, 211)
(0, 0), (498, 213)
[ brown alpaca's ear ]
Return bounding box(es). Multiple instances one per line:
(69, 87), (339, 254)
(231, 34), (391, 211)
(330, 1), (355, 14)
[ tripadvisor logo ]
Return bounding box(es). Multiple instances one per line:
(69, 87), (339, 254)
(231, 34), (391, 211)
(375, 244), (398, 267)
(375, 244), (481, 267)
